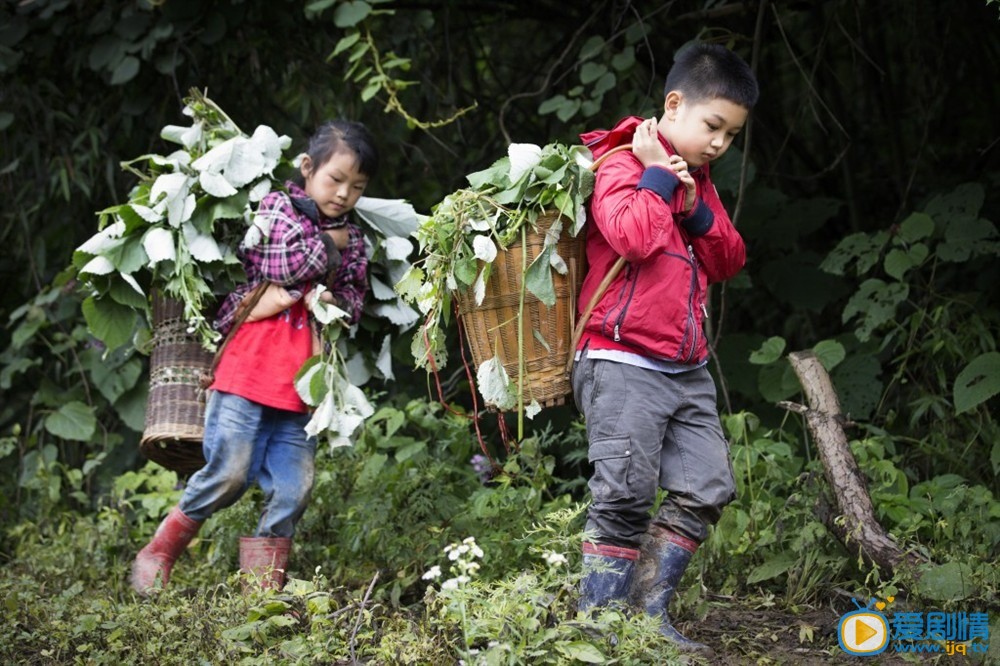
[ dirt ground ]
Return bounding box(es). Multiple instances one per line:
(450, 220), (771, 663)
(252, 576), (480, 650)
(679, 604), (973, 665)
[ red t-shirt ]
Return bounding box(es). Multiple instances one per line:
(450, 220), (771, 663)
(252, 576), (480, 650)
(210, 301), (314, 413)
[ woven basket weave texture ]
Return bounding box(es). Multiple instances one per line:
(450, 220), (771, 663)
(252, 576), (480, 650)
(139, 293), (211, 475)
(456, 211), (585, 408)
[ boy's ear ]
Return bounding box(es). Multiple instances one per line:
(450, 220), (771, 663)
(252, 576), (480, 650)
(663, 91), (684, 120)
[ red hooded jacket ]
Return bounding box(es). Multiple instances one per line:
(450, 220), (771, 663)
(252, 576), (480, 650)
(576, 116), (746, 364)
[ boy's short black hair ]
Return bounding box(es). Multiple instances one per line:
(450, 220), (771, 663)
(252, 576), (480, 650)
(306, 119), (380, 179)
(664, 43), (759, 109)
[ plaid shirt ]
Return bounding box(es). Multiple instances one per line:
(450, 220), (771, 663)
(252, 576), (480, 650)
(213, 181), (368, 334)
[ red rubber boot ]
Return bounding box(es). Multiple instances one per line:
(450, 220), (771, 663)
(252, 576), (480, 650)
(130, 506), (202, 594)
(239, 537), (292, 591)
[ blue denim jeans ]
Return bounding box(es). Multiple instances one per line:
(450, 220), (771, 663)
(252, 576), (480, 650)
(572, 355), (736, 548)
(179, 391), (316, 538)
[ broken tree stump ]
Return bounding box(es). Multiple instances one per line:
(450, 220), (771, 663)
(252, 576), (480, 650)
(779, 350), (926, 575)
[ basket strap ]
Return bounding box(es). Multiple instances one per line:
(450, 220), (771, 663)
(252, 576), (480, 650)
(588, 143), (633, 171)
(564, 143), (634, 377)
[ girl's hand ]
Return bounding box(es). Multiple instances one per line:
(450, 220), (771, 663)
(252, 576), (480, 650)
(631, 117), (671, 169)
(667, 154), (697, 213)
(303, 288), (337, 312)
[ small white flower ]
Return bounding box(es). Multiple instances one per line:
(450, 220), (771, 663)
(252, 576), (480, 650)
(543, 551), (568, 567)
(448, 548), (462, 561)
(441, 577), (460, 590)
(422, 565), (442, 580)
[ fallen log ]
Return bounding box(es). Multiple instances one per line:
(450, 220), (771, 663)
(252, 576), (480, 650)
(779, 350), (926, 575)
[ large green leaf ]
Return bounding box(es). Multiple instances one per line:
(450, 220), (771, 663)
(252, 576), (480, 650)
(354, 196), (420, 238)
(758, 361), (799, 403)
(747, 553), (798, 584)
(812, 339), (846, 371)
(87, 353), (143, 404)
(555, 642), (605, 663)
(954, 352), (1000, 414)
(114, 383), (149, 432)
(81, 296), (138, 351)
(333, 1), (372, 28)
(109, 55), (140, 85)
(524, 245), (556, 306)
(749, 336), (786, 365)
(897, 212), (934, 242)
(820, 231), (889, 276)
(914, 561), (973, 601)
(44, 401), (97, 441)
(841, 279), (909, 341)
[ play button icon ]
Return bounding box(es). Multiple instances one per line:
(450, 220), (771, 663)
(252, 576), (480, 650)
(854, 618), (877, 644)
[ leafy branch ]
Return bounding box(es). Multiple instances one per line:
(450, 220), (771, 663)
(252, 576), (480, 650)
(324, 1), (477, 130)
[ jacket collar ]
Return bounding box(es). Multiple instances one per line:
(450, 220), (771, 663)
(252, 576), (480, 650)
(286, 181), (349, 228)
(580, 116), (709, 177)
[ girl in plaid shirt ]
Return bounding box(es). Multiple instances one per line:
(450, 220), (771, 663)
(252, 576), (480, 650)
(131, 120), (378, 594)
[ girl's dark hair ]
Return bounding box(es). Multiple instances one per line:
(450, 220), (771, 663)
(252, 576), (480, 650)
(303, 119), (379, 179)
(664, 43), (759, 109)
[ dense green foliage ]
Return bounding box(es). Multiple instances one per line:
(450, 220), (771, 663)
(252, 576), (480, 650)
(2, 0), (999, 663)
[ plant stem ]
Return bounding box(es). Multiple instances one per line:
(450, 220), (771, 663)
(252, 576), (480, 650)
(517, 225), (526, 441)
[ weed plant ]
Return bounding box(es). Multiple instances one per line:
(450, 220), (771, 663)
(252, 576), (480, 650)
(2, 395), (998, 663)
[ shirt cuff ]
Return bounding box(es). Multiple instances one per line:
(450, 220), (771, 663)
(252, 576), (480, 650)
(636, 166), (680, 202)
(680, 198), (715, 237)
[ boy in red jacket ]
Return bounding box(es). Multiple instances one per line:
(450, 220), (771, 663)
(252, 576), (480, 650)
(572, 42), (758, 652)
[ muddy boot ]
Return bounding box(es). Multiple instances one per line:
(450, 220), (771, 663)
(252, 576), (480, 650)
(631, 527), (713, 654)
(578, 542), (640, 612)
(130, 506), (202, 594)
(239, 537), (292, 592)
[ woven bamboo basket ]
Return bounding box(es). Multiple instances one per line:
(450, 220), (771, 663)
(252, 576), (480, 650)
(456, 211), (585, 408)
(139, 292), (212, 475)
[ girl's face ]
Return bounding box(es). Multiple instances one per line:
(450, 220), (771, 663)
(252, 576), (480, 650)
(300, 149), (369, 219)
(658, 92), (748, 168)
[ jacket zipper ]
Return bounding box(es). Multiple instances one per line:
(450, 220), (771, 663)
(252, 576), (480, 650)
(600, 264), (631, 341)
(658, 249), (697, 363)
(612, 264), (639, 342)
(684, 244), (700, 363)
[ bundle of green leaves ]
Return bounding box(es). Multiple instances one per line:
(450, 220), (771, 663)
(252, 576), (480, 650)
(73, 89), (420, 448)
(75, 89), (276, 351)
(395, 142), (594, 414)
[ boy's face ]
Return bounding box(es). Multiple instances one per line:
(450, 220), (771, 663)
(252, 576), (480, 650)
(658, 92), (749, 168)
(301, 150), (369, 219)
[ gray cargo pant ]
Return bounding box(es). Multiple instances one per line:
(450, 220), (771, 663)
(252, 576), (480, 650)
(572, 354), (736, 548)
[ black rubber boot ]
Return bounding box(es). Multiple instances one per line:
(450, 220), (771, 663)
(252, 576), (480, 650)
(631, 527), (713, 654)
(578, 542), (640, 612)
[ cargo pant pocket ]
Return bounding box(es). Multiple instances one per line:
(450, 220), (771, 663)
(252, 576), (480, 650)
(588, 436), (633, 503)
